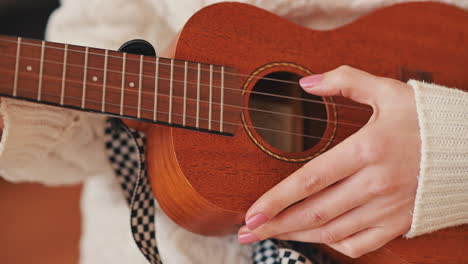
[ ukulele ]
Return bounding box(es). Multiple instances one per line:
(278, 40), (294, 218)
(0, 2), (467, 263)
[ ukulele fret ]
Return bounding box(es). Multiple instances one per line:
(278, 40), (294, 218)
(169, 59), (174, 124)
(37, 41), (45, 101)
(196, 63), (201, 129)
(101, 49), (108, 112)
(220, 66), (225, 133)
(183, 61), (188, 127)
(81, 47), (89, 109)
(60, 44), (68, 106)
(137, 55), (143, 119)
(13, 37), (21, 97)
(0, 36), (241, 135)
(208, 65), (213, 131)
(120, 53), (126, 116)
(153, 57), (159, 121)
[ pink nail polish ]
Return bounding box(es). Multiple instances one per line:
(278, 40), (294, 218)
(300, 74), (323, 89)
(246, 213), (268, 230)
(238, 233), (260, 244)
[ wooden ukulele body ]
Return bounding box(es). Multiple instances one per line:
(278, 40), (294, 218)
(137, 2), (468, 263)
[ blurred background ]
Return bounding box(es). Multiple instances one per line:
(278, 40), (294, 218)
(0, 1), (81, 264)
(0, 0), (59, 38)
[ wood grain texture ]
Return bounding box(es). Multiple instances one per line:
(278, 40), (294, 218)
(146, 2), (468, 263)
(147, 125), (245, 235)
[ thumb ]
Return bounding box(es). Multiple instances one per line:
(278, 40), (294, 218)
(299, 65), (385, 106)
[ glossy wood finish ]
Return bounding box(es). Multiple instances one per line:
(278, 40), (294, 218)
(147, 2), (468, 263)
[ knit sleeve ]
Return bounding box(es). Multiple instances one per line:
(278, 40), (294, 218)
(0, 98), (112, 185)
(405, 80), (468, 238)
(0, 0), (175, 185)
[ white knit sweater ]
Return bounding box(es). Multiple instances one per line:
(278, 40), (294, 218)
(1, 0), (467, 263)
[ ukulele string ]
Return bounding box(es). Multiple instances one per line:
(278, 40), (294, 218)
(8, 86), (356, 142)
(0, 66), (368, 129)
(0, 38), (299, 84)
(0, 51), (371, 113)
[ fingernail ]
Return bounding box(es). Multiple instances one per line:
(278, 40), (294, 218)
(300, 74), (323, 89)
(246, 213), (268, 230)
(238, 225), (250, 235)
(238, 233), (260, 244)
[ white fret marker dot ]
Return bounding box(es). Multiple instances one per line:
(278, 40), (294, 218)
(26, 66), (32, 71)
(129, 82), (135, 88)
(92, 76), (98, 82)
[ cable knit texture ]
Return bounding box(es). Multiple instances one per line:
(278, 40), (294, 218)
(0, 0), (467, 263)
(0, 98), (111, 185)
(406, 80), (468, 238)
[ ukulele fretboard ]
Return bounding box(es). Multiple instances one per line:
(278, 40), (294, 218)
(0, 35), (242, 135)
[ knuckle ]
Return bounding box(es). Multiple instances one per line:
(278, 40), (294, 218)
(356, 137), (385, 164)
(319, 228), (336, 244)
(336, 65), (354, 73)
(379, 78), (407, 99)
(302, 208), (326, 226)
(369, 177), (395, 196)
(348, 249), (365, 259)
(302, 172), (322, 194)
(326, 65), (359, 98)
(330, 65), (352, 83)
(381, 77), (404, 89)
(367, 170), (399, 196)
(341, 243), (364, 258)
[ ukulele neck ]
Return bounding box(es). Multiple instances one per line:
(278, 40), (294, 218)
(0, 35), (242, 135)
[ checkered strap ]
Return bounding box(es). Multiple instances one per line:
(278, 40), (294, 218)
(254, 239), (336, 264)
(105, 119), (162, 264)
(278, 249), (312, 264)
(253, 240), (280, 264)
(254, 240), (315, 264)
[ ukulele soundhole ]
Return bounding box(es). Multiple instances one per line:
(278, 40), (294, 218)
(250, 72), (327, 152)
(242, 63), (337, 162)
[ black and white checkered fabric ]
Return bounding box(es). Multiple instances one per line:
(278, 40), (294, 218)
(104, 118), (328, 264)
(278, 248), (311, 264)
(105, 119), (161, 264)
(253, 239), (321, 264)
(253, 240), (280, 264)
(105, 119), (140, 204)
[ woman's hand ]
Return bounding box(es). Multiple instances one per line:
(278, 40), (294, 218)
(238, 66), (421, 258)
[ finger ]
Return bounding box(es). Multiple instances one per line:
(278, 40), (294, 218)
(245, 130), (367, 230)
(300, 65), (389, 106)
(327, 226), (403, 259)
(269, 190), (412, 245)
(326, 208), (411, 259)
(249, 170), (375, 239)
(273, 198), (384, 244)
